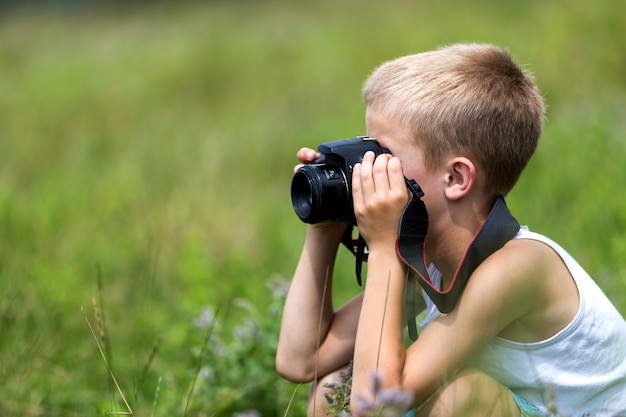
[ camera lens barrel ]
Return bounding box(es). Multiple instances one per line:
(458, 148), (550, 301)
(290, 163), (352, 224)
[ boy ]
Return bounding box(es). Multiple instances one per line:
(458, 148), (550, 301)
(276, 43), (626, 416)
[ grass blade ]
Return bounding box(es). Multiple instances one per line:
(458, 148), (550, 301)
(82, 306), (134, 416)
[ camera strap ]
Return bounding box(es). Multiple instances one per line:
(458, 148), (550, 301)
(341, 227), (368, 286)
(396, 193), (520, 340)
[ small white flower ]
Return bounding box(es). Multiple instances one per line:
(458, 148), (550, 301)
(198, 366), (213, 380)
(194, 306), (217, 329)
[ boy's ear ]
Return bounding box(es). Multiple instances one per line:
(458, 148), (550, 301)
(444, 157), (476, 200)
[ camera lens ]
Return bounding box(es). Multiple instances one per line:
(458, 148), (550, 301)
(291, 171), (316, 220)
(291, 164), (351, 224)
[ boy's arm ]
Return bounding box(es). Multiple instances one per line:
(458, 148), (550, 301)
(351, 240), (550, 412)
(349, 153), (413, 406)
(276, 222), (363, 383)
(351, 245), (409, 401)
(403, 244), (550, 399)
(277, 146), (363, 383)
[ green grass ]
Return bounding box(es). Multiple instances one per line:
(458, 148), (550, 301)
(0, 0), (625, 415)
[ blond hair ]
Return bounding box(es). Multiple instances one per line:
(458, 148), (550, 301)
(362, 43), (545, 196)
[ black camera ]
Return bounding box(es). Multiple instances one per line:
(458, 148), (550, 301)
(291, 136), (390, 225)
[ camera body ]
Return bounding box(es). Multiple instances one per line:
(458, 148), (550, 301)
(291, 136), (390, 224)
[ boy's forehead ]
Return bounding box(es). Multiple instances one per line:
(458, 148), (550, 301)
(366, 108), (400, 136)
(366, 109), (414, 148)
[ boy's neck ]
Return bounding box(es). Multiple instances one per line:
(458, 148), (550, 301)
(427, 200), (492, 287)
(429, 230), (477, 288)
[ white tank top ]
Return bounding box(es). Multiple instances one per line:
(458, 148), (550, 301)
(419, 227), (626, 416)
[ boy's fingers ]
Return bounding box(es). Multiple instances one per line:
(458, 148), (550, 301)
(387, 156), (407, 191)
(294, 147), (318, 173)
(358, 151), (377, 195)
(372, 153), (394, 191)
(352, 162), (363, 205)
(296, 147), (318, 163)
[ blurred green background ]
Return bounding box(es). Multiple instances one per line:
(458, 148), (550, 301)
(1, 0), (625, 415)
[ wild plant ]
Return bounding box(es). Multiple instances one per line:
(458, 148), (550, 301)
(322, 361), (353, 416)
(85, 275), (307, 416)
(322, 362), (414, 417)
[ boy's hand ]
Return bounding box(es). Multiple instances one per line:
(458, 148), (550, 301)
(352, 151), (410, 251)
(294, 147), (318, 172)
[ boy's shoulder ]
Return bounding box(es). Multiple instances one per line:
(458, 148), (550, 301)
(469, 237), (557, 296)
(465, 237), (580, 342)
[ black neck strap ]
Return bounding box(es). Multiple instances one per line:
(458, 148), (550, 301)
(396, 191), (520, 340)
